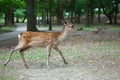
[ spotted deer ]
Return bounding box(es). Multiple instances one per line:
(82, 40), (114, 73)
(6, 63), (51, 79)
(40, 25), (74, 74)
(4, 21), (77, 68)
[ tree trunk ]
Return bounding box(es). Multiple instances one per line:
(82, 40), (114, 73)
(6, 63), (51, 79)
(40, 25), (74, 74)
(90, 5), (94, 24)
(42, 9), (46, 25)
(103, 10), (113, 24)
(25, 0), (38, 31)
(99, 1), (114, 24)
(21, 14), (26, 23)
(46, 10), (49, 24)
(78, 13), (80, 23)
(114, 10), (117, 24)
(98, 7), (101, 23)
(16, 16), (20, 23)
(114, 2), (118, 24)
(56, 0), (63, 24)
(5, 8), (14, 25)
(70, 11), (73, 22)
(49, 0), (52, 30)
(75, 13), (80, 23)
(108, 16), (113, 24)
(75, 13), (77, 23)
(86, 3), (90, 26)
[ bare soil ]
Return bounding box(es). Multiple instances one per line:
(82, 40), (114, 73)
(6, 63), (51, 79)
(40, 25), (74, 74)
(0, 31), (120, 80)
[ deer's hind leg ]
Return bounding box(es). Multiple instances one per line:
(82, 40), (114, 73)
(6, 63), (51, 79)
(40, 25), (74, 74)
(4, 44), (28, 66)
(4, 46), (21, 66)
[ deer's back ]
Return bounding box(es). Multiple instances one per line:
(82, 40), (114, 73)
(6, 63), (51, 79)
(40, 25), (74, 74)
(19, 31), (60, 47)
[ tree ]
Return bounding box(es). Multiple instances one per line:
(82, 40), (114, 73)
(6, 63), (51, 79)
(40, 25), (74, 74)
(0, 0), (26, 25)
(86, 2), (90, 26)
(113, 0), (120, 24)
(74, 0), (86, 23)
(48, 0), (52, 30)
(25, 0), (38, 31)
(99, 0), (120, 24)
(56, 0), (64, 24)
(98, 4), (101, 23)
(0, 0), (15, 25)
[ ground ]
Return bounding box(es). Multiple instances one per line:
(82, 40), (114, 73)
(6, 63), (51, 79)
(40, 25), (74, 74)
(0, 30), (120, 80)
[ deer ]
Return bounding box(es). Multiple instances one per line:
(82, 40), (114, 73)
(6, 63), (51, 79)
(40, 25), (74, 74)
(4, 21), (77, 68)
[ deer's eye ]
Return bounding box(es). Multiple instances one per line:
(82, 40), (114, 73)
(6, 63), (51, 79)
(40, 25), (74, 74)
(71, 25), (74, 28)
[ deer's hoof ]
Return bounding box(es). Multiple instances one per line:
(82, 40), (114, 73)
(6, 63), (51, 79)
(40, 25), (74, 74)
(25, 64), (29, 68)
(4, 63), (7, 66)
(64, 61), (68, 65)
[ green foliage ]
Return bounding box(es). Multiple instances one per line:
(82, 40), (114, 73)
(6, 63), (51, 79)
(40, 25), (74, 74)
(0, 0), (25, 13)
(74, 0), (86, 14)
(14, 9), (26, 18)
(0, 0), (120, 25)
(0, 0), (26, 24)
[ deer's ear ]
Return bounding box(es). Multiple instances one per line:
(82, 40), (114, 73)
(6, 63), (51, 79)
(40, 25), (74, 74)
(61, 20), (67, 25)
(64, 21), (67, 25)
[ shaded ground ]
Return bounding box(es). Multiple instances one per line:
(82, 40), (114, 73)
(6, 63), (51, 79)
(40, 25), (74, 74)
(0, 30), (120, 80)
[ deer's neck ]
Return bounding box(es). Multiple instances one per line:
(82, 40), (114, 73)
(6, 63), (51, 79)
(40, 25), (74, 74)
(58, 26), (69, 42)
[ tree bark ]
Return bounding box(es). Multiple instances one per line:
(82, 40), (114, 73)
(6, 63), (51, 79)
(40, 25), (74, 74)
(21, 14), (26, 23)
(78, 13), (80, 23)
(56, 0), (63, 24)
(16, 16), (20, 23)
(86, 3), (90, 26)
(42, 9), (46, 25)
(90, 4), (94, 24)
(70, 11), (73, 22)
(25, 0), (38, 31)
(98, 7), (101, 23)
(114, 2), (118, 24)
(49, 0), (52, 30)
(5, 8), (14, 25)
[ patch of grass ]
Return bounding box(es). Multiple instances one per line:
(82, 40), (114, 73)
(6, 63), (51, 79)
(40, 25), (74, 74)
(0, 48), (46, 61)
(0, 76), (17, 80)
(110, 53), (120, 59)
(94, 45), (120, 51)
(24, 48), (46, 60)
(83, 27), (97, 31)
(109, 27), (120, 31)
(77, 24), (120, 31)
(0, 26), (16, 34)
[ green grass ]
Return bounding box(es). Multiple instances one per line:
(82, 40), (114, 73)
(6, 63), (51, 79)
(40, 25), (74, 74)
(0, 48), (47, 62)
(109, 27), (120, 31)
(77, 24), (120, 31)
(94, 45), (120, 51)
(110, 53), (120, 59)
(0, 26), (16, 34)
(0, 76), (17, 80)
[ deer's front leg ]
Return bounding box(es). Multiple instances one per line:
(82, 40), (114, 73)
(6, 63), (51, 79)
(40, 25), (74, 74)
(54, 47), (68, 64)
(19, 46), (30, 68)
(46, 45), (52, 68)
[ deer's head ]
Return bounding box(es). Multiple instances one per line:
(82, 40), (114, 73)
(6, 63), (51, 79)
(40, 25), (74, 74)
(63, 21), (77, 32)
